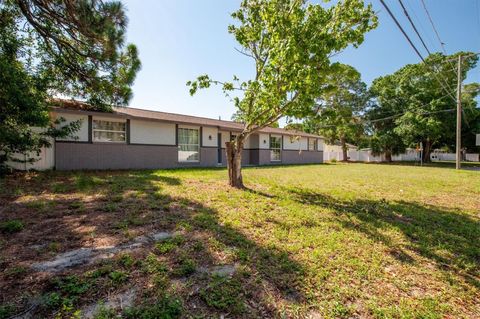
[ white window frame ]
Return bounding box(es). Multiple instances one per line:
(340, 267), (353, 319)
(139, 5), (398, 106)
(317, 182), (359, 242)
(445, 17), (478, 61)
(308, 138), (316, 151)
(92, 119), (126, 143)
(178, 127), (200, 162)
(270, 135), (282, 162)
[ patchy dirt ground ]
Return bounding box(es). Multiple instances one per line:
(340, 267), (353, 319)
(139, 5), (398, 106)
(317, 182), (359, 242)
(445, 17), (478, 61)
(0, 165), (479, 318)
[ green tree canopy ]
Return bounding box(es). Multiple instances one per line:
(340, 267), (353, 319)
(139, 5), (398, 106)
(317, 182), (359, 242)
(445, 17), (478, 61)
(188, 0), (377, 187)
(303, 63), (369, 161)
(0, 0), (140, 171)
(369, 52), (479, 162)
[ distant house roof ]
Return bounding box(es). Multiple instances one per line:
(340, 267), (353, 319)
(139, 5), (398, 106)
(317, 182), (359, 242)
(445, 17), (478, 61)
(51, 99), (324, 139)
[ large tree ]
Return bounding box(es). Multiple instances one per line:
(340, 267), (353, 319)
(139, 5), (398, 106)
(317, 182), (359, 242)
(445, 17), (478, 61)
(367, 75), (407, 162)
(0, 0), (141, 170)
(369, 52), (478, 162)
(302, 63), (369, 161)
(188, 0), (377, 188)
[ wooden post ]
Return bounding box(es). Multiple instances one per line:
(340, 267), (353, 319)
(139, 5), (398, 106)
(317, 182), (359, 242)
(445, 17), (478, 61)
(456, 55), (462, 170)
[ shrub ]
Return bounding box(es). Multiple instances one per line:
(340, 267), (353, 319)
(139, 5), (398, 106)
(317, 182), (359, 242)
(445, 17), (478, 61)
(0, 220), (24, 233)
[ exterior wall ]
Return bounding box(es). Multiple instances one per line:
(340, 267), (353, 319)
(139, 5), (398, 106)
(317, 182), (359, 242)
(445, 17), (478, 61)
(299, 137), (308, 150)
(284, 136), (301, 150)
(7, 143), (55, 171)
(219, 149), (255, 166)
(130, 119), (175, 145)
(244, 135), (258, 149)
(55, 113), (89, 142)
(202, 126), (218, 147)
(259, 133), (269, 149)
(282, 150), (323, 164)
(317, 139), (324, 151)
(55, 142), (219, 170)
(219, 131), (230, 149)
(258, 149), (271, 165)
(50, 111), (324, 170)
(6, 127), (55, 171)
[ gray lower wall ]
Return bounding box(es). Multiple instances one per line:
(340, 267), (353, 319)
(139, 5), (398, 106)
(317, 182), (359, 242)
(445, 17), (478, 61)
(56, 142), (217, 170)
(282, 150), (323, 164)
(55, 142), (322, 170)
(220, 149), (256, 166)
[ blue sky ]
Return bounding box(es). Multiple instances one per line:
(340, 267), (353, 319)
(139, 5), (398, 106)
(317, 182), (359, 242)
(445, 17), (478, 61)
(123, 0), (480, 125)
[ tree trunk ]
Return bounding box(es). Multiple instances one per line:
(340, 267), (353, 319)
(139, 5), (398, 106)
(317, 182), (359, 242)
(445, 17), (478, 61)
(423, 139), (431, 163)
(225, 140), (244, 188)
(385, 150), (392, 162)
(340, 136), (348, 162)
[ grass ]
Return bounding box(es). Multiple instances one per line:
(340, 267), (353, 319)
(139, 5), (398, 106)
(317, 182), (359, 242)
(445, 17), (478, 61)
(0, 220), (24, 233)
(0, 163), (479, 318)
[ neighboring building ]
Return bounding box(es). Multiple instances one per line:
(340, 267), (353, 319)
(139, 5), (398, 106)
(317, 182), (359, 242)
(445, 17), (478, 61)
(34, 102), (324, 171)
(476, 134), (480, 146)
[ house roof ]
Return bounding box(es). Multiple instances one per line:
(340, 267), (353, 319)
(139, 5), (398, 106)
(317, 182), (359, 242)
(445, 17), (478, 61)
(51, 99), (324, 139)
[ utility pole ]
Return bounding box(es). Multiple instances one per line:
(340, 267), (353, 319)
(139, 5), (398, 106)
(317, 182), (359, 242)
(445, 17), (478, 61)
(456, 55), (462, 170)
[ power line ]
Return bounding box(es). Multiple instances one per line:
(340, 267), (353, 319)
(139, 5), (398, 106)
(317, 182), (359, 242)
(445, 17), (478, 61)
(397, 0), (431, 55)
(396, 0), (457, 96)
(316, 108), (457, 129)
(404, 0), (436, 51)
(379, 0), (424, 61)
(316, 93), (455, 129)
(420, 0), (447, 54)
(379, 0), (456, 103)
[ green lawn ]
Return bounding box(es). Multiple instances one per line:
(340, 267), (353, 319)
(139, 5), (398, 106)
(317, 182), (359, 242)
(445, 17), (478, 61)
(0, 163), (479, 318)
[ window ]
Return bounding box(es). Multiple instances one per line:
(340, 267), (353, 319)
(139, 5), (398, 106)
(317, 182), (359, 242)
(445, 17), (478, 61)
(178, 128), (199, 162)
(308, 138), (316, 151)
(270, 136), (281, 161)
(93, 120), (126, 142)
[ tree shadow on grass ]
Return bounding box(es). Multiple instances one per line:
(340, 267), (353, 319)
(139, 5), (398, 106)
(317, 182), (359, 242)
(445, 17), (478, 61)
(286, 187), (480, 288)
(0, 170), (307, 318)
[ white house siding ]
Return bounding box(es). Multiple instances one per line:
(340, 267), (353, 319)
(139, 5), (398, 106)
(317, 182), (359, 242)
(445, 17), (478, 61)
(250, 134), (260, 149)
(242, 134), (260, 149)
(259, 133), (270, 149)
(317, 139), (324, 151)
(130, 119), (175, 145)
(299, 137), (308, 150)
(6, 128), (55, 171)
(55, 112), (89, 142)
(284, 135), (301, 150)
(219, 131), (230, 149)
(202, 126), (218, 147)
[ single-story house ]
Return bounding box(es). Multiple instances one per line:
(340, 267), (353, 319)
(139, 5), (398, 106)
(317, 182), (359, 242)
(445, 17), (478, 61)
(30, 102), (325, 171)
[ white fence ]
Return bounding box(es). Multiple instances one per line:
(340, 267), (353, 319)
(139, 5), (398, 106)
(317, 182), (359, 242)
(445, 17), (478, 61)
(324, 150), (385, 162)
(431, 152), (480, 162)
(324, 149), (480, 163)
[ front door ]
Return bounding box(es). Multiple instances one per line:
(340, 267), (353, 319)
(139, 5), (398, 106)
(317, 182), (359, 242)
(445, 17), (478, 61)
(217, 133), (222, 164)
